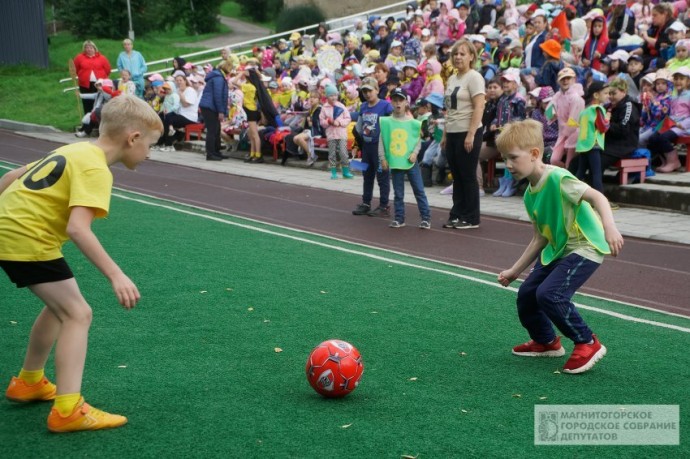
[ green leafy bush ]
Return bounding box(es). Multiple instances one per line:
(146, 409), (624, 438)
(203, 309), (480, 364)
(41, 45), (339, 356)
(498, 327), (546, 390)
(235, 0), (283, 22)
(53, 0), (223, 39)
(275, 5), (325, 33)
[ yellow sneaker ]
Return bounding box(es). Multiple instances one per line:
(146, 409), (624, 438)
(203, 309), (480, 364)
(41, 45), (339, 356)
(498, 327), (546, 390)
(5, 376), (57, 403)
(47, 398), (128, 433)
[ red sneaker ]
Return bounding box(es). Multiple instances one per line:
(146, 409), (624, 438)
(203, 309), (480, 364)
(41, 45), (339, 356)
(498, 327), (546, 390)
(512, 336), (565, 357)
(563, 335), (607, 374)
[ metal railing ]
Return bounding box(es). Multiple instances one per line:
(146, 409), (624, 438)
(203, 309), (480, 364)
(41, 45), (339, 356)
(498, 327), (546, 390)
(60, 0), (410, 92)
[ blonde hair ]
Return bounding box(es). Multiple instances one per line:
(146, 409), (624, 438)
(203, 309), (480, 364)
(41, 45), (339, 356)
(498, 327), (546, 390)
(122, 38), (133, 46)
(218, 60), (234, 74)
(495, 119), (544, 156)
(82, 40), (98, 53)
(450, 38), (478, 69)
(608, 76), (628, 93)
(99, 95), (163, 138)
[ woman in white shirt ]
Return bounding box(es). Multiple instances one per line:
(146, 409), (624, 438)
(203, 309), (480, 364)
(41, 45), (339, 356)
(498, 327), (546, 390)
(441, 38), (486, 230)
(159, 75), (200, 151)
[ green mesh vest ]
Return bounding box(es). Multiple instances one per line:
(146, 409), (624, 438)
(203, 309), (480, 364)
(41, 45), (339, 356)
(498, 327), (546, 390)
(523, 167), (610, 265)
(575, 105), (606, 153)
(380, 117), (422, 170)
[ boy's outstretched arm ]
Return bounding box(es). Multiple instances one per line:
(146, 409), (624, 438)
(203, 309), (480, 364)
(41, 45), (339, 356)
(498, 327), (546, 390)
(581, 188), (624, 257)
(0, 165), (27, 196)
(67, 206), (140, 309)
(498, 223), (548, 287)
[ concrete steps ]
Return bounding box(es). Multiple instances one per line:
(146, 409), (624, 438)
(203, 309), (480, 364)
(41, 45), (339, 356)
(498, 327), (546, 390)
(605, 172), (690, 214)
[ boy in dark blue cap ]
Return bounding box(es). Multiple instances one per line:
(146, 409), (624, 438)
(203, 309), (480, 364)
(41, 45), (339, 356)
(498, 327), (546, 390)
(379, 88), (431, 229)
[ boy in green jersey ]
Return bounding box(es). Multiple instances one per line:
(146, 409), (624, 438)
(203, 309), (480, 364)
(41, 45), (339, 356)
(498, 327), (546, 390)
(495, 119), (624, 375)
(379, 88), (431, 229)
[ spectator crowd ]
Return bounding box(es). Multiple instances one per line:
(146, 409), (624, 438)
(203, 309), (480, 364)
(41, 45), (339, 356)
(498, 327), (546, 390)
(72, 0), (690, 225)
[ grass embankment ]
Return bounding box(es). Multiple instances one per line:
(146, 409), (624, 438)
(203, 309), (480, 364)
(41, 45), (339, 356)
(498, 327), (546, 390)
(0, 18), (231, 131)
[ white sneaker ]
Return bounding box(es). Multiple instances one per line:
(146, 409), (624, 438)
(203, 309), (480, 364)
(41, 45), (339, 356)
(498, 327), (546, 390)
(440, 184), (453, 195)
(75, 131), (88, 138)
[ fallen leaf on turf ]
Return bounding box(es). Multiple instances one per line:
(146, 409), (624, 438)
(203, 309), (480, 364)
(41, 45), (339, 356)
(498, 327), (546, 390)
(199, 290), (207, 294)
(248, 307), (254, 311)
(274, 347), (283, 353)
(371, 311), (378, 314)
(459, 352), (467, 357)
(9, 321), (17, 325)
(512, 394), (522, 398)
(320, 290), (328, 294)
(117, 365), (127, 369)
(553, 370), (561, 374)
(409, 377), (418, 381)
(401, 455), (418, 459)
(341, 423), (352, 429)
(539, 396), (548, 400)
(263, 319), (270, 323)
(461, 409), (469, 413)
(226, 288), (233, 291)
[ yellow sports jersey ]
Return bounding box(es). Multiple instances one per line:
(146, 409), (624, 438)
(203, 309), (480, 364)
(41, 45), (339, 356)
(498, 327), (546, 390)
(241, 82), (257, 111)
(0, 142), (113, 261)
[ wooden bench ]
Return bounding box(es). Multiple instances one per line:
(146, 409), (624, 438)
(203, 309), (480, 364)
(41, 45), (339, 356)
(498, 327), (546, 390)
(184, 123), (205, 141)
(671, 136), (690, 172)
(614, 158), (648, 184)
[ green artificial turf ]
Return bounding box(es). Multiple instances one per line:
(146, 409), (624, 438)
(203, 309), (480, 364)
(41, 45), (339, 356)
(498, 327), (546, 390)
(0, 178), (688, 458)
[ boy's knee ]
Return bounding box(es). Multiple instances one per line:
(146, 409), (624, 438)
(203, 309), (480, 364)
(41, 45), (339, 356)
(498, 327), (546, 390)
(535, 285), (562, 310)
(65, 303), (93, 325)
(516, 285), (535, 309)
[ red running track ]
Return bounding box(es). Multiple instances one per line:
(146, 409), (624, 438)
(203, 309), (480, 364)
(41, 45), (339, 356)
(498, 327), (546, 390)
(1, 130), (688, 317)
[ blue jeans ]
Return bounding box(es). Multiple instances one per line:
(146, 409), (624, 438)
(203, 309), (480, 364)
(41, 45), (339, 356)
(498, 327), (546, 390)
(361, 143), (390, 207)
(391, 163), (431, 223)
(516, 254), (600, 345)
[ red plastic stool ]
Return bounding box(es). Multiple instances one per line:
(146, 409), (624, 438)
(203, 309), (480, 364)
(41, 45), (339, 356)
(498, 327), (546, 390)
(184, 123), (205, 141)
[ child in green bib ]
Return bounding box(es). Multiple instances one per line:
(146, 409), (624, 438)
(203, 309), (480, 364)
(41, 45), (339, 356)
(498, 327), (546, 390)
(379, 88), (431, 229)
(575, 81), (610, 193)
(495, 119), (624, 375)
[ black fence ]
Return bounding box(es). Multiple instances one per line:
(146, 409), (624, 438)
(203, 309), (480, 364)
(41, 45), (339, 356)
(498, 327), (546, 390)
(0, 0), (49, 68)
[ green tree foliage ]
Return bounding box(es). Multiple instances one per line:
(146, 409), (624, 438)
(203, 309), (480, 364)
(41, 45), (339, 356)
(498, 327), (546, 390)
(235, 0), (283, 22)
(182, 0), (224, 35)
(53, 0), (223, 39)
(275, 5), (325, 33)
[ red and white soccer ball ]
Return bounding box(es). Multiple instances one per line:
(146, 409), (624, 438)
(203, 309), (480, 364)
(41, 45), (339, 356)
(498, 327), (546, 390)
(305, 339), (364, 398)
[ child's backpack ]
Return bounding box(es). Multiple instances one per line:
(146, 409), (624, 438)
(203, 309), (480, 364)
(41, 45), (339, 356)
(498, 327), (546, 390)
(265, 127), (293, 159)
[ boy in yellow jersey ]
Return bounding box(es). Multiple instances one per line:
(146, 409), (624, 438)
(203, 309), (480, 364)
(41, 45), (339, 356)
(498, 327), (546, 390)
(495, 119), (624, 375)
(0, 95), (162, 432)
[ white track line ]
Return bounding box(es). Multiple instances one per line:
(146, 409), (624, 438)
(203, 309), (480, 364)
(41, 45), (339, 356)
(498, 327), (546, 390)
(2, 162), (689, 329)
(112, 192), (690, 334)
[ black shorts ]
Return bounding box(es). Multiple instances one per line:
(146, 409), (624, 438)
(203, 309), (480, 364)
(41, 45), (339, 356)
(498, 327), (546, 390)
(245, 108), (261, 122)
(0, 258), (74, 288)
